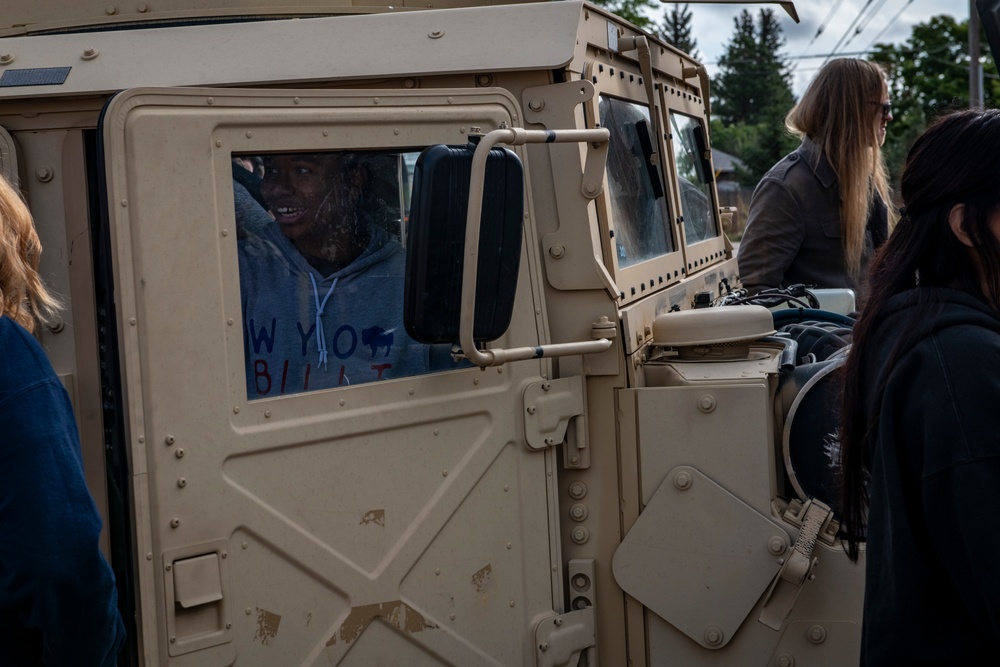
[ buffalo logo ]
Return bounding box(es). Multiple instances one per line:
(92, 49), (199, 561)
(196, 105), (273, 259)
(362, 326), (394, 357)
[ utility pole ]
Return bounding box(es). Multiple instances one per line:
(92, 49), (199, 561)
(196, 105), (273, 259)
(971, 0), (984, 108)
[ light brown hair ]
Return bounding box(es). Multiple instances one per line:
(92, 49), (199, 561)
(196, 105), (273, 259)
(0, 173), (59, 332)
(786, 58), (891, 278)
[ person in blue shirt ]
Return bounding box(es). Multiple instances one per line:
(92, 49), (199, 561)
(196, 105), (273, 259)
(0, 172), (126, 666)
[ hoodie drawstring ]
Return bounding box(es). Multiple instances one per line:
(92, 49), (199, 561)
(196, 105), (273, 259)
(309, 273), (338, 369)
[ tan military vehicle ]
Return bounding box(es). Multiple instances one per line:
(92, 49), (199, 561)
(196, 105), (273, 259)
(0, 1), (864, 665)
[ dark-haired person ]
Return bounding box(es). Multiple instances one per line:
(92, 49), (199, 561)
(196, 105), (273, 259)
(0, 173), (126, 666)
(238, 152), (457, 397)
(738, 58), (892, 303)
(840, 108), (1000, 665)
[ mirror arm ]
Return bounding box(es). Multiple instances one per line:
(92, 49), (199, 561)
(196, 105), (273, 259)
(461, 127), (614, 367)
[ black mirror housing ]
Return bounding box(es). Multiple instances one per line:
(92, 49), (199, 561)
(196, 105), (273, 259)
(404, 143), (524, 344)
(693, 124), (714, 184)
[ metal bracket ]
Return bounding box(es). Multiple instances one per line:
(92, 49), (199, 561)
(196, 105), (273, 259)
(524, 376), (586, 451)
(617, 36), (660, 143)
(522, 78), (607, 200)
(580, 133), (610, 201)
(459, 127), (613, 367)
(782, 497), (840, 546)
(759, 499), (833, 630)
(523, 79), (619, 297)
(535, 607), (596, 667)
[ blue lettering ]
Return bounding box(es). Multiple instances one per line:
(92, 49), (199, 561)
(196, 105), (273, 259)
(297, 321), (316, 356)
(333, 325), (358, 360)
(248, 318), (276, 354)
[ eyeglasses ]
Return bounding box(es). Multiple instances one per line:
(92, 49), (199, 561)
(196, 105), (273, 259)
(871, 101), (892, 119)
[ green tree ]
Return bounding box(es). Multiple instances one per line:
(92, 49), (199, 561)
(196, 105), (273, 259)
(659, 4), (699, 60)
(713, 9), (794, 126)
(711, 9), (797, 185)
(591, 0), (657, 29)
(869, 14), (1000, 184)
(713, 10), (758, 125)
(755, 8), (795, 123)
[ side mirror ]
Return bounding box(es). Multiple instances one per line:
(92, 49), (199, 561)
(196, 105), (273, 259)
(404, 142), (524, 344)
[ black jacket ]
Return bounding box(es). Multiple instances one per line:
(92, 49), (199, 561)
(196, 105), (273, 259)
(860, 287), (1000, 665)
(737, 138), (888, 299)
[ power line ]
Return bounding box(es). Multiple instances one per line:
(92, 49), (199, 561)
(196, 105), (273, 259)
(862, 0), (915, 53)
(703, 50), (871, 67)
(800, 0), (848, 56)
(825, 0), (876, 63)
(843, 0), (892, 49)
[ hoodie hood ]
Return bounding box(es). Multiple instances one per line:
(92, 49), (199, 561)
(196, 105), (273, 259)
(873, 286), (1000, 347)
(243, 210), (398, 285)
(865, 286), (1000, 398)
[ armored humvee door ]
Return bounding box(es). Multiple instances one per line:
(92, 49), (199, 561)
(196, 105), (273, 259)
(101, 87), (562, 666)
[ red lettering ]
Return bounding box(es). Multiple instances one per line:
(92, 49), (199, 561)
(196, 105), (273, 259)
(303, 363), (311, 391)
(372, 363), (392, 380)
(280, 359), (289, 394)
(254, 360), (272, 395)
(339, 365), (347, 386)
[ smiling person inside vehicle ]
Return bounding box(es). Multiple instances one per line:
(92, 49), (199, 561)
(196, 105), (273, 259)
(235, 150), (459, 397)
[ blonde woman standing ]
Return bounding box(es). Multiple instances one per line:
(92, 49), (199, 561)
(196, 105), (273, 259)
(737, 58), (893, 303)
(0, 173), (125, 665)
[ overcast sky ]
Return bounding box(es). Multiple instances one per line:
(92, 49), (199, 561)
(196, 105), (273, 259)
(674, 0), (977, 96)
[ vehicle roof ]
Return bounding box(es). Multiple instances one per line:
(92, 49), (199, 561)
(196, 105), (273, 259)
(0, 0), (537, 35)
(0, 1), (582, 99)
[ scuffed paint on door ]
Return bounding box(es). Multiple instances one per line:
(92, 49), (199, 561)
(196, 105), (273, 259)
(327, 600), (438, 646)
(254, 607), (281, 645)
(471, 563), (495, 605)
(360, 509), (385, 527)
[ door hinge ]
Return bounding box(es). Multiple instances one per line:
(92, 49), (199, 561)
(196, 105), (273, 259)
(535, 607), (595, 667)
(523, 376), (585, 451)
(758, 498), (834, 630)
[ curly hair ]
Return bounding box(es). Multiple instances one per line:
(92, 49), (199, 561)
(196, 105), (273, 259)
(0, 173), (60, 333)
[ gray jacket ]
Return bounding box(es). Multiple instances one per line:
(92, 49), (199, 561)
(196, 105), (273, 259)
(736, 137), (887, 300)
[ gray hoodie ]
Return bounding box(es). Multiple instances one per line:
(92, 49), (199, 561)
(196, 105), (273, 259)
(237, 191), (445, 398)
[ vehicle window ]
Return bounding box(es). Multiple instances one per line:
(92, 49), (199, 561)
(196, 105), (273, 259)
(233, 149), (456, 399)
(599, 95), (674, 268)
(668, 112), (718, 245)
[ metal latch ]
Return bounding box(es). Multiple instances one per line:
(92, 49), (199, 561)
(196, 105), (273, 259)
(535, 607), (596, 667)
(758, 498), (834, 630)
(782, 497), (839, 546)
(523, 376), (585, 450)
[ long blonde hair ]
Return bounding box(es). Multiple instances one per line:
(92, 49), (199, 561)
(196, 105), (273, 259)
(786, 58), (891, 278)
(0, 173), (60, 333)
